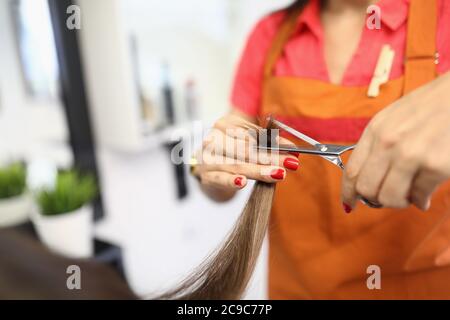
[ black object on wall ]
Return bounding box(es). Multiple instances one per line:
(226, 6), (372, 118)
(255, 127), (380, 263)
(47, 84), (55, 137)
(165, 140), (188, 200)
(47, 0), (104, 220)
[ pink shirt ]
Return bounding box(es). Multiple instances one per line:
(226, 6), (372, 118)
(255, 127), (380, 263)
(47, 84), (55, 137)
(231, 0), (450, 117)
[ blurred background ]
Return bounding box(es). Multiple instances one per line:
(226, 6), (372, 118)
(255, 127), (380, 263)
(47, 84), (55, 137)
(0, 0), (293, 299)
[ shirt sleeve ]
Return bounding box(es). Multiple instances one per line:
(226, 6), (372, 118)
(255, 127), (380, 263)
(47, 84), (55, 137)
(437, 0), (450, 74)
(230, 12), (286, 117)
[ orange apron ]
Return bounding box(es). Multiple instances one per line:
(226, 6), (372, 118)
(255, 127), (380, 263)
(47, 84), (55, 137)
(262, 0), (450, 299)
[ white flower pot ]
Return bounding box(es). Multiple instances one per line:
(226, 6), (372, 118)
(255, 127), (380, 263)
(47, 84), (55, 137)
(32, 205), (93, 259)
(0, 193), (31, 227)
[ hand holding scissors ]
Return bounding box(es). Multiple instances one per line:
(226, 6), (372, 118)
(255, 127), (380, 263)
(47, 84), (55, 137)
(256, 117), (383, 209)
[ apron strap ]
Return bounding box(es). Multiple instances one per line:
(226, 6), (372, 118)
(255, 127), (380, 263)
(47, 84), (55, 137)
(403, 0), (438, 94)
(263, 4), (305, 79)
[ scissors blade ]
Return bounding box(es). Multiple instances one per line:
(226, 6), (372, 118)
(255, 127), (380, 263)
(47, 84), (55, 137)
(271, 118), (343, 167)
(271, 119), (320, 146)
(256, 145), (340, 156)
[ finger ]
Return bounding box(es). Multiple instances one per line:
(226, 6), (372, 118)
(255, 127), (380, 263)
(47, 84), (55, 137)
(410, 193), (432, 212)
(200, 171), (248, 190)
(276, 135), (302, 158)
(409, 169), (445, 211)
(216, 115), (261, 133)
(341, 126), (376, 209)
(408, 128), (450, 211)
(355, 140), (392, 202)
(219, 119), (296, 149)
(253, 149), (299, 170)
(211, 132), (299, 170)
(202, 157), (286, 183)
(278, 135), (298, 149)
(377, 159), (417, 208)
(223, 126), (258, 143)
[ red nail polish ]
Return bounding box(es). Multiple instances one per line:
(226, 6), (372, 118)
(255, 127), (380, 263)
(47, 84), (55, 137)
(270, 169), (285, 180)
(283, 158), (299, 171)
(343, 203), (352, 214)
(234, 177), (243, 187)
(288, 152), (300, 158)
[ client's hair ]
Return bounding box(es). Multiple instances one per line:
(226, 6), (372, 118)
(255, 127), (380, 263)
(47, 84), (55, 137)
(157, 182), (275, 300)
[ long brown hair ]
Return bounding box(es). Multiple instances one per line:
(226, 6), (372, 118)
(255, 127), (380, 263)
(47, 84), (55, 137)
(157, 182), (275, 299)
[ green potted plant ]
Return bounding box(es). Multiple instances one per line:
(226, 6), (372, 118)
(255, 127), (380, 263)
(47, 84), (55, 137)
(0, 162), (31, 227)
(32, 169), (97, 258)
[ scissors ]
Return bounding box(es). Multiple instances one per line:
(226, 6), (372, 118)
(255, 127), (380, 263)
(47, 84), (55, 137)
(256, 118), (382, 209)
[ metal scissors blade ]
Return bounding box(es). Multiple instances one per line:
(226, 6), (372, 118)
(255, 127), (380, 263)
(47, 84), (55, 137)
(270, 118), (346, 169)
(271, 118), (320, 146)
(256, 145), (341, 156)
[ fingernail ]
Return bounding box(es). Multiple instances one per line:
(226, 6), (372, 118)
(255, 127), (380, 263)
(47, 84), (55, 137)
(283, 158), (299, 171)
(342, 203), (352, 214)
(288, 152), (300, 158)
(270, 168), (285, 180)
(234, 177), (244, 187)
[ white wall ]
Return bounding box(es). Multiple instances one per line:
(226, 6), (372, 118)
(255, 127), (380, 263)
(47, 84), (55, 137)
(0, 0), (72, 167)
(121, 0), (293, 122)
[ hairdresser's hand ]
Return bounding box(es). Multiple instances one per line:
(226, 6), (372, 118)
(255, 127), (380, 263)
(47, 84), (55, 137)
(341, 72), (450, 212)
(193, 110), (299, 201)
